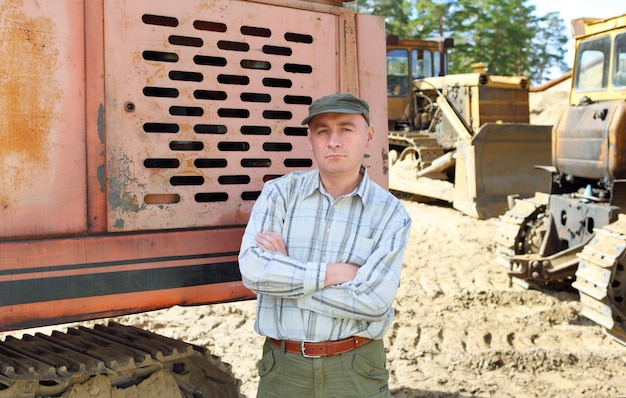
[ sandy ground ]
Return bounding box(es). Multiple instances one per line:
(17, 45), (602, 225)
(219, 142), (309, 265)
(7, 78), (626, 397)
(34, 197), (626, 397)
(95, 198), (626, 398)
(109, 201), (626, 398)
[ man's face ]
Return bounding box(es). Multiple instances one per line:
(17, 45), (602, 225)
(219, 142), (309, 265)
(307, 112), (373, 178)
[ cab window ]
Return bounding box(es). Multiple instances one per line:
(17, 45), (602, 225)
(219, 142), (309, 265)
(575, 36), (610, 91)
(387, 49), (409, 97)
(411, 49), (433, 80)
(612, 33), (626, 88)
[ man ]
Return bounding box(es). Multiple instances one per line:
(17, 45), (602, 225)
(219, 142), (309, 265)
(238, 93), (412, 397)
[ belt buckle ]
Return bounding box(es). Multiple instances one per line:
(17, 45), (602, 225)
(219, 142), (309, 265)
(301, 341), (321, 358)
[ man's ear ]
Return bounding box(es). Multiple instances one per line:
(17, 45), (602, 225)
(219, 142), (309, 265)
(366, 125), (374, 146)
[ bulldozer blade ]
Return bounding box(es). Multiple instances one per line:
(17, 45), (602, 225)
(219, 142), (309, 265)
(389, 172), (455, 202)
(453, 123), (552, 219)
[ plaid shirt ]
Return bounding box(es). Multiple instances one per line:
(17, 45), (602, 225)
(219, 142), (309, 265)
(238, 168), (411, 341)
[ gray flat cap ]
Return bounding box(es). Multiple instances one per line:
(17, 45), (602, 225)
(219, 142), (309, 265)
(301, 93), (370, 125)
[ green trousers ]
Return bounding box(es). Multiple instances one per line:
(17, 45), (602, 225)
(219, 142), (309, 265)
(256, 338), (390, 398)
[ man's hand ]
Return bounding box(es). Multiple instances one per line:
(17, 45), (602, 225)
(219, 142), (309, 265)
(256, 233), (358, 287)
(256, 232), (288, 255)
(325, 263), (359, 287)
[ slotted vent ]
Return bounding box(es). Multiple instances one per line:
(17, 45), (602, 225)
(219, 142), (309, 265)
(139, 13), (315, 205)
(105, 0), (338, 230)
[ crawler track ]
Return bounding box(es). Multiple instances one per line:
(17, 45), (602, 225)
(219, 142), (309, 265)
(574, 214), (626, 345)
(0, 322), (240, 397)
(495, 193), (549, 266)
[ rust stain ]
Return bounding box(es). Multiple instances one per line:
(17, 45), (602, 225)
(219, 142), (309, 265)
(108, 152), (144, 219)
(0, 2), (60, 206)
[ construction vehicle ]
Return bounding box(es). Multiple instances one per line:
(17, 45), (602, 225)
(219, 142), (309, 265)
(386, 42), (553, 219)
(0, 0), (387, 396)
(495, 13), (626, 344)
(386, 34), (453, 129)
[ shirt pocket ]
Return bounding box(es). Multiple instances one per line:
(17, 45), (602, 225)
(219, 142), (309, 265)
(347, 235), (375, 265)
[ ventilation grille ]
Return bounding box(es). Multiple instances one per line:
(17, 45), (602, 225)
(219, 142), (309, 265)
(105, 0), (339, 231)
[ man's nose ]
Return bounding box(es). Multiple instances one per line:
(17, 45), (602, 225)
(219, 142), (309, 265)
(328, 131), (341, 147)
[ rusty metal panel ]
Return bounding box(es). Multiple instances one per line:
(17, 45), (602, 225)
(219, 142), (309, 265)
(553, 103), (611, 179)
(355, 13), (388, 188)
(85, 1), (108, 233)
(608, 102), (626, 179)
(104, 0), (343, 231)
(0, 1), (87, 238)
(556, 101), (626, 180)
(477, 87), (530, 125)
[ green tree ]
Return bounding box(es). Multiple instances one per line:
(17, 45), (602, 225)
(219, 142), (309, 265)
(350, 0), (569, 84)
(442, 0), (537, 76)
(414, 0), (455, 38)
(528, 11), (570, 82)
(351, 0), (417, 37)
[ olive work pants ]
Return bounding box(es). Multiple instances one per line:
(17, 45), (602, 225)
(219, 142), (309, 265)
(256, 338), (390, 398)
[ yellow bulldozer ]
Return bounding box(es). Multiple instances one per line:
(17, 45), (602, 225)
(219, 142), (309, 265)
(386, 36), (553, 219)
(496, 13), (626, 345)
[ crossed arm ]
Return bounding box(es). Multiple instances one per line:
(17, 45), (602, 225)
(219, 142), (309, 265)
(255, 231), (359, 287)
(238, 178), (412, 322)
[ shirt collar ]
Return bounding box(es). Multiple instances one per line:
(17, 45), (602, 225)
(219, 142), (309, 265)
(303, 166), (369, 203)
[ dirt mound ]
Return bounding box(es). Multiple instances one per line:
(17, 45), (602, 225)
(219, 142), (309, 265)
(60, 370), (182, 398)
(529, 77), (570, 126)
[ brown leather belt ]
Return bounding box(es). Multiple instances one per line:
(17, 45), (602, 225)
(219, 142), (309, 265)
(268, 336), (371, 358)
